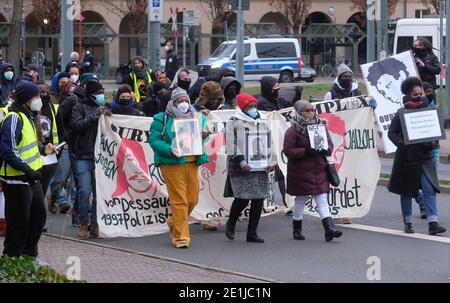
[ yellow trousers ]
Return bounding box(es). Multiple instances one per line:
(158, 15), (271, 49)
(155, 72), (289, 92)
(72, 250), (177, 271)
(160, 162), (199, 246)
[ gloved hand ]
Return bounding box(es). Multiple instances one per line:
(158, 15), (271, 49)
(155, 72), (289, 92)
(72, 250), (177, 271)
(23, 167), (41, 184)
(318, 149), (328, 156)
(305, 147), (319, 157)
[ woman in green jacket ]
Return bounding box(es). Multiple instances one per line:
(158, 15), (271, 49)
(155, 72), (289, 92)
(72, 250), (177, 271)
(150, 87), (209, 248)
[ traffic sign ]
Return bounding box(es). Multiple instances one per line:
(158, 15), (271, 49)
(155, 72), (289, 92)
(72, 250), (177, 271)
(183, 9), (199, 26)
(31, 51), (45, 66)
(149, 0), (164, 22)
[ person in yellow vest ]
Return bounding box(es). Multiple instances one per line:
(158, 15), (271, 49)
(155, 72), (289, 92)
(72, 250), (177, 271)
(36, 81), (64, 213)
(0, 81), (58, 258)
(127, 56), (153, 104)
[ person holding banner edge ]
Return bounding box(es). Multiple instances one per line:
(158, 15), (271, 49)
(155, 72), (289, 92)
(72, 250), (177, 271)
(149, 87), (209, 249)
(387, 77), (445, 235)
(283, 100), (342, 242)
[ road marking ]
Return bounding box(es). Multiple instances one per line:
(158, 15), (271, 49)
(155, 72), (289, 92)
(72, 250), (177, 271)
(337, 223), (450, 244)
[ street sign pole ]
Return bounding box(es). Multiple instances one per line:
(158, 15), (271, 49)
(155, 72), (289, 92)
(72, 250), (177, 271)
(148, 0), (163, 69)
(381, 0), (388, 59)
(183, 12), (187, 67)
(236, 0), (245, 87)
(61, 0), (74, 69)
(367, 0), (376, 63)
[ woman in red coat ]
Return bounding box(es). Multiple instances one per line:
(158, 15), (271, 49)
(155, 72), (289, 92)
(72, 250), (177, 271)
(283, 100), (342, 241)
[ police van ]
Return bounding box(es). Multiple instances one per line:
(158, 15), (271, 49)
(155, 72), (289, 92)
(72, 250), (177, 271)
(198, 37), (301, 83)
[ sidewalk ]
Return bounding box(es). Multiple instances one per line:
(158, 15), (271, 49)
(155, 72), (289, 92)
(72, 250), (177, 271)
(0, 235), (269, 283)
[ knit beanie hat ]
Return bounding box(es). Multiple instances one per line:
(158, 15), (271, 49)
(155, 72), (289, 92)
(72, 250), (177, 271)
(237, 93), (257, 110)
(15, 81), (40, 104)
(171, 87), (190, 103)
(80, 73), (99, 87)
(337, 64), (353, 78)
(293, 100), (311, 114)
(85, 80), (104, 95)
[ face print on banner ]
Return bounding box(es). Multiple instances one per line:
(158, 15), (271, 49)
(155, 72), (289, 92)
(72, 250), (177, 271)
(320, 113), (347, 172)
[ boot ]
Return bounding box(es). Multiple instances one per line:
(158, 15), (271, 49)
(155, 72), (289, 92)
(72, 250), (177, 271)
(47, 198), (58, 214)
(79, 225), (89, 240)
(429, 222), (446, 235)
(293, 220), (305, 240)
(90, 224), (99, 238)
(322, 217), (343, 242)
(246, 230), (264, 243)
(420, 208), (427, 219)
(225, 220), (235, 240)
(404, 223), (414, 234)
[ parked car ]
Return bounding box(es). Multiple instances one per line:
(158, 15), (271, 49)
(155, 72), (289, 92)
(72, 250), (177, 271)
(198, 37), (301, 83)
(115, 58), (165, 84)
(300, 65), (316, 82)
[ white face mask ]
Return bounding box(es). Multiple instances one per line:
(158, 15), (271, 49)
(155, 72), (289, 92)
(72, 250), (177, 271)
(30, 97), (43, 112)
(177, 101), (190, 114)
(70, 74), (79, 83)
(164, 45), (170, 52)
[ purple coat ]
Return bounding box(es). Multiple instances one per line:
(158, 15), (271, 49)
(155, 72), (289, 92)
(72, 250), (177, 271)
(283, 126), (334, 196)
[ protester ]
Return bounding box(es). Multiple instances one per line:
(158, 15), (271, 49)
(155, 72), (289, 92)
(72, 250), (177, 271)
(141, 81), (171, 117)
(17, 64), (40, 84)
(193, 81), (224, 115)
(82, 50), (95, 73)
(218, 76), (241, 110)
(79, 73), (99, 87)
(324, 64), (361, 101)
(164, 40), (179, 81)
(35, 81), (64, 214)
(110, 84), (143, 116)
(153, 68), (172, 86)
(71, 80), (110, 239)
(127, 56), (153, 104)
(50, 72), (70, 104)
(412, 37), (441, 89)
(283, 100), (343, 241)
(175, 68), (192, 92)
(388, 77), (445, 235)
(224, 93), (277, 243)
(65, 63), (81, 85)
(0, 81), (58, 258)
(257, 76), (291, 111)
(0, 63), (16, 105)
(149, 87), (209, 248)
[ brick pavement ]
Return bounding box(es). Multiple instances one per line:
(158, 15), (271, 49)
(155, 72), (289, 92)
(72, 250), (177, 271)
(0, 235), (271, 283)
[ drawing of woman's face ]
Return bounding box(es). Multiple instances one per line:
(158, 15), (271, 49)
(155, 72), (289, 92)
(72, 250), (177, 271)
(123, 147), (151, 193)
(375, 71), (407, 104)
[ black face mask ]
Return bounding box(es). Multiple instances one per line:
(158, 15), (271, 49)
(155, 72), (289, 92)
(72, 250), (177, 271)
(271, 89), (280, 99)
(178, 79), (191, 90)
(339, 78), (353, 89)
(413, 47), (426, 56)
(410, 96), (426, 103)
(426, 93), (436, 103)
(41, 94), (51, 103)
(119, 98), (131, 106)
(224, 87), (238, 100)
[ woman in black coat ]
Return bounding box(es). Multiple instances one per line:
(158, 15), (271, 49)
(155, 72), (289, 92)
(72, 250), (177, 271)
(412, 37), (441, 89)
(387, 77), (445, 235)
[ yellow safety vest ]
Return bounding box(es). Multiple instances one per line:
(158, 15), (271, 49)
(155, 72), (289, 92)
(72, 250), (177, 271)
(0, 111), (43, 176)
(129, 70), (152, 103)
(0, 107), (8, 122)
(50, 104), (59, 145)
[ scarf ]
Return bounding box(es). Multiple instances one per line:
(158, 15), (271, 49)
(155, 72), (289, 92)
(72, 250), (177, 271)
(291, 113), (322, 136)
(403, 96), (428, 109)
(165, 100), (197, 118)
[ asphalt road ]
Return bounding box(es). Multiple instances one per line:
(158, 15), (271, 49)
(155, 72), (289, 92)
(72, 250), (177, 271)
(45, 185), (450, 283)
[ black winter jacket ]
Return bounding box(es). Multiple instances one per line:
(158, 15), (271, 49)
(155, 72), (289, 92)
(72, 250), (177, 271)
(416, 52), (441, 89)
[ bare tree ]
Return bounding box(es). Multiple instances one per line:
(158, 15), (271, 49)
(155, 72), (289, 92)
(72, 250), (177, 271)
(197, 0), (233, 50)
(420, 0), (440, 14)
(8, 0), (24, 73)
(350, 0), (401, 27)
(270, 0), (312, 34)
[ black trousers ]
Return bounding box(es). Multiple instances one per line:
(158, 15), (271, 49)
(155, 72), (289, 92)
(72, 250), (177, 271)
(2, 181), (46, 257)
(40, 163), (58, 198)
(228, 198), (264, 233)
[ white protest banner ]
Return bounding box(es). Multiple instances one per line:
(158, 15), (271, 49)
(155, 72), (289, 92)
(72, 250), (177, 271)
(361, 51), (419, 154)
(96, 99), (380, 238)
(279, 96), (381, 218)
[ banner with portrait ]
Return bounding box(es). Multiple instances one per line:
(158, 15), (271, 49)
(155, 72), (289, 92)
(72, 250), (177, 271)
(361, 51), (419, 154)
(96, 97), (380, 238)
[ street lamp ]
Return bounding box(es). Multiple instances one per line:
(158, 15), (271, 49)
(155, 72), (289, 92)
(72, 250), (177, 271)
(328, 5), (336, 23)
(43, 18), (49, 25)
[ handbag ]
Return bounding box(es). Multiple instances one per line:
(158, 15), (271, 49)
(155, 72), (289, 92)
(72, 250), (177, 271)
(325, 161), (340, 187)
(223, 172), (234, 198)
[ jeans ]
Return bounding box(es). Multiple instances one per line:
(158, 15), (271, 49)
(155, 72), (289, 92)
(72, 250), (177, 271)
(401, 173), (438, 224)
(50, 149), (77, 207)
(416, 151), (440, 209)
(74, 159), (96, 226)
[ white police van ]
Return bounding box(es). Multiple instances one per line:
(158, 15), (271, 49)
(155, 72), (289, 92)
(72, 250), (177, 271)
(198, 37), (301, 83)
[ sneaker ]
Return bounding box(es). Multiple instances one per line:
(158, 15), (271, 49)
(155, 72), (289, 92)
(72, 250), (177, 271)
(175, 241), (189, 249)
(429, 222), (446, 235)
(47, 198), (58, 214)
(72, 210), (80, 228)
(420, 208), (427, 219)
(59, 204), (71, 214)
(404, 223), (414, 234)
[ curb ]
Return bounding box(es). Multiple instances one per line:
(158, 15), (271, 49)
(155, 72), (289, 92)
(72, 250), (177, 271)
(378, 151), (450, 165)
(378, 178), (450, 194)
(43, 233), (280, 283)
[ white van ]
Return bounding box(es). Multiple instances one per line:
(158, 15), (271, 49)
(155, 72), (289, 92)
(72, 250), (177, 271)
(198, 37), (301, 83)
